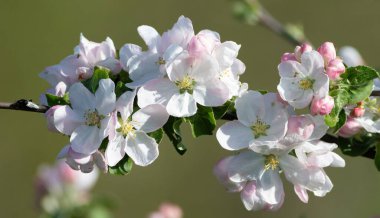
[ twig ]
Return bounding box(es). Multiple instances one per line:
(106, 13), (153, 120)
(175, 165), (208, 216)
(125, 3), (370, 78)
(0, 100), (48, 113)
(371, 91), (380, 96)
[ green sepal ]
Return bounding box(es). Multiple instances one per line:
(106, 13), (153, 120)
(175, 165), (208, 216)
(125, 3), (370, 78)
(82, 67), (110, 93)
(148, 128), (164, 144)
(185, 105), (216, 137)
(45, 93), (70, 107)
(108, 155), (133, 176)
(163, 117), (187, 155)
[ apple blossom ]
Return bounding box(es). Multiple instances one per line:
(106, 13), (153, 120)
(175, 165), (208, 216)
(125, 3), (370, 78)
(53, 78), (116, 155)
(277, 50), (329, 109)
(105, 91), (169, 166)
(295, 43), (313, 61)
(317, 42), (336, 65)
(310, 95), (334, 115)
(326, 58), (345, 80)
(217, 91), (288, 151)
(338, 117), (363, 138)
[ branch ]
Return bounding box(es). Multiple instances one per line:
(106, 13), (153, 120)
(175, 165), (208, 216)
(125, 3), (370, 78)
(371, 90), (380, 96)
(0, 99), (48, 113)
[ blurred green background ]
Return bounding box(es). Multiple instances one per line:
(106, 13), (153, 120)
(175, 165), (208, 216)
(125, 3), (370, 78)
(1, 0), (380, 217)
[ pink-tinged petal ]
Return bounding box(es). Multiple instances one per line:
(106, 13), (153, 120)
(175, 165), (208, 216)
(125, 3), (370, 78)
(127, 52), (163, 88)
(258, 170), (284, 205)
(213, 41), (240, 70)
(309, 115), (329, 140)
(119, 43), (142, 71)
(95, 78), (116, 115)
(235, 91), (265, 127)
(240, 181), (264, 211)
(137, 78), (178, 108)
(312, 72), (329, 98)
(116, 91), (136, 121)
(216, 121), (254, 151)
(294, 185), (309, 203)
(301, 51), (325, 76)
(70, 126), (103, 155)
(189, 54), (219, 83)
(279, 154), (308, 185)
(97, 58), (121, 74)
(163, 44), (184, 64)
(231, 59), (246, 76)
(166, 92), (197, 117)
(132, 104), (169, 133)
(107, 112), (119, 141)
(277, 77), (304, 102)
(158, 15), (194, 53)
(228, 151), (264, 183)
(137, 25), (160, 51)
(92, 151), (108, 173)
(69, 82), (95, 112)
(193, 79), (229, 107)
(54, 105), (84, 135)
(307, 153), (334, 168)
(166, 51), (191, 82)
(213, 156), (246, 192)
(105, 135), (126, 167)
(125, 131), (159, 166)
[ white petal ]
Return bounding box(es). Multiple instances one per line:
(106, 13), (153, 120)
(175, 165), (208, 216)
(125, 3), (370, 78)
(240, 181), (264, 211)
(312, 72), (329, 98)
(116, 91), (136, 121)
(193, 79), (230, 107)
(228, 151), (264, 183)
(213, 41), (240, 70)
(95, 78), (116, 115)
(235, 90), (265, 126)
(258, 170), (284, 205)
(231, 59), (246, 76)
(294, 185), (309, 203)
(166, 51), (190, 82)
(127, 52), (163, 87)
(278, 61), (307, 78)
(119, 43), (142, 71)
(279, 154), (308, 185)
(190, 55), (219, 83)
(69, 82), (95, 112)
(137, 25), (160, 51)
(216, 121), (254, 151)
(105, 135), (126, 167)
(163, 44), (184, 64)
(301, 51), (325, 76)
(71, 126), (103, 155)
(330, 153), (346, 167)
(97, 58), (121, 74)
(132, 104), (169, 133)
(125, 131), (159, 166)
(54, 105), (84, 135)
(166, 92), (197, 117)
(137, 78), (178, 108)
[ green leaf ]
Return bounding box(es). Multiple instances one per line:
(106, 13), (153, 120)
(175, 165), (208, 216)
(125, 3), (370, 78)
(332, 109), (347, 133)
(82, 67), (110, 93)
(375, 143), (380, 171)
(324, 89), (349, 127)
(213, 100), (235, 120)
(347, 80), (374, 104)
(98, 138), (109, 151)
(163, 117), (187, 155)
(115, 81), (130, 98)
(148, 128), (164, 144)
(185, 105), (216, 137)
(45, 93), (70, 107)
(108, 155), (133, 176)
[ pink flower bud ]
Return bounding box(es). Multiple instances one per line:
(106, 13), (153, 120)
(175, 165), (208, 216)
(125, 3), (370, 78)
(45, 105), (62, 133)
(213, 156), (245, 192)
(188, 30), (219, 58)
(287, 116), (315, 141)
(338, 117), (362, 138)
(294, 43), (312, 61)
(281, 53), (297, 62)
(310, 96), (334, 115)
(318, 42), (336, 64)
(326, 58), (346, 80)
(351, 107), (365, 118)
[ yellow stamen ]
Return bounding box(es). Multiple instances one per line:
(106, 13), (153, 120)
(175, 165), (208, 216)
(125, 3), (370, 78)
(264, 154), (279, 171)
(251, 119), (270, 139)
(298, 78), (314, 90)
(84, 110), (104, 128)
(175, 75), (195, 93)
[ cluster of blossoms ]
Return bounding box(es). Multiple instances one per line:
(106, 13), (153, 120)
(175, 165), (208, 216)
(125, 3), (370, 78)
(40, 16), (246, 173)
(35, 160), (100, 216)
(38, 15), (380, 212)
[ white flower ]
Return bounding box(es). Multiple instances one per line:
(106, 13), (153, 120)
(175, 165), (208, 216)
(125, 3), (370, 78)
(105, 91), (169, 166)
(137, 51), (229, 117)
(120, 16), (193, 88)
(216, 91), (288, 151)
(53, 79), (116, 155)
(40, 34), (120, 87)
(277, 51), (329, 109)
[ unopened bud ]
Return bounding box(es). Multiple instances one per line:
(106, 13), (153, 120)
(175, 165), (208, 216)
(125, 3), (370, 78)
(310, 96), (334, 115)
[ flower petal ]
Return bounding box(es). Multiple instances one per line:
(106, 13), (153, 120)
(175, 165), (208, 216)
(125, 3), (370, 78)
(258, 170), (284, 205)
(69, 82), (95, 112)
(105, 135), (126, 167)
(119, 43), (142, 71)
(193, 79), (230, 107)
(137, 78), (178, 108)
(235, 90), (265, 126)
(166, 92), (197, 117)
(132, 104), (169, 133)
(216, 121), (254, 151)
(54, 105), (84, 135)
(95, 78), (116, 115)
(125, 131), (159, 166)
(71, 126), (103, 155)
(116, 91), (136, 121)
(137, 25), (160, 51)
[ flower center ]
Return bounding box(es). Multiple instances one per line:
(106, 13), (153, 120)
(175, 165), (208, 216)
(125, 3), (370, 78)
(84, 110), (104, 128)
(118, 121), (135, 137)
(156, 57), (166, 65)
(251, 119), (270, 139)
(264, 154), (279, 171)
(219, 69), (231, 78)
(175, 75), (195, 94)
(298, 78), (314, 90)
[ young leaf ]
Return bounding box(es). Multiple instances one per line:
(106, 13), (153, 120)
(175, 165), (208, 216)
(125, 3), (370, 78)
(213, 99), (235, 120)
(45, 93), (70, 107)
(163, 117), (187, 155)
(324, 89), (349, 127)
(108, 155), (133, 176)
(82, 67), (110, 93)
(185, 105), (216, 137)
(148, 128), (164, 144)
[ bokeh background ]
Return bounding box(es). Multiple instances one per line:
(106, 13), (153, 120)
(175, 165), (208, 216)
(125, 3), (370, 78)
(1, 0), (380, 217)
